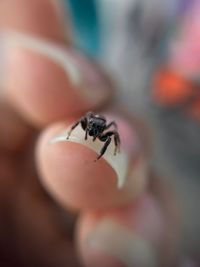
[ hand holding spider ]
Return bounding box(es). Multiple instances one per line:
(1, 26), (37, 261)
(0, 0), (186, 266)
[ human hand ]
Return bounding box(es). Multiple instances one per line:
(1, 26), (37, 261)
(0, 1), (196, 267)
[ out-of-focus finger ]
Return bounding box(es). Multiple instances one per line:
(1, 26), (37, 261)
(0, 0), (110, 126)
(0, 0), (67, 41)
(0, 100), (32, 151)
(12, 163), (80, 267)
(77, 192), (179, 267)
(0, 0), (66, 149)
(36, 113), (148, 210)
(2, 31), (111, 126)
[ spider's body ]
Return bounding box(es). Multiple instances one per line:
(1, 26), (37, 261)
(87, 114), (106, 137)
(67, 112), (120, 160)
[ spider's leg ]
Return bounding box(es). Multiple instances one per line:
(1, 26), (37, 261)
(100, 131), (120, 155)
(80, 117), (88, 140)
(84, 130), (88, 140)
(105, 121), (118, 130)
(96, 136), (112, 160)
(97, 131), (114, 159)
(67, 120), (80, 139)
(67, 117), (87, 139)
(113, 131), (121, 155)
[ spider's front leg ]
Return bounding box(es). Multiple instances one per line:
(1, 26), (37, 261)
(67, 117), (87, 139)
(113, 131), (121, 155)
(96, 135), (112, 160)
(84, 130), (88, 140)
(98, 130), (120, 159)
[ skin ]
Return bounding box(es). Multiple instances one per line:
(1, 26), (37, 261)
(0, 0), (196, 266)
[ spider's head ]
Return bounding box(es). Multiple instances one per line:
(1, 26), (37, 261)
(88, 116), (106, 137)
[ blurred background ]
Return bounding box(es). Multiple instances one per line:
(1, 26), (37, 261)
(65, 0), (200, 259)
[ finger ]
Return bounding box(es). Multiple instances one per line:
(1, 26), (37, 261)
(0, 100), (32, 151)
(36, 113), (148, 210)
(0, 0), (110, 127)
(0, 0), (66, 41)
(0, 0), (66, 149)
(77, 191), (178, 267)
(12, 167), (80, 267)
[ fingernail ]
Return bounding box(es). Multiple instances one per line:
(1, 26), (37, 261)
(87, 219), (158, 267)
(49, 114), (140, 189)
(0, 30), (108, 105)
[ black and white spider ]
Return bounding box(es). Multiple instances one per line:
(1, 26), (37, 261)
(67, 112), (120, 160)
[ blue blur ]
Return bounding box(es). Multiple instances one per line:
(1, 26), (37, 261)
(66, 0), (101, 57)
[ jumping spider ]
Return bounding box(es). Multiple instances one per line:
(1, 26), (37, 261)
(67, 111), (120, 160)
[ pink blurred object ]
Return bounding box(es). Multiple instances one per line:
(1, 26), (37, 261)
(170, 1), (200, 78)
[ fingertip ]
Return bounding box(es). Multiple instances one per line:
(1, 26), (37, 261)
(1, 0), (111, 127)
(3, 32), (111, 126)
(76, 194), (176, 267)
(77, 214), (124, 267)
(36, 114), (147, 210)
(36, 122), (118, 210)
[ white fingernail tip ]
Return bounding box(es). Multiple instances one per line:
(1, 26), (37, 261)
(49, 125), (129, 188)
(0, 30), (82, 85)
